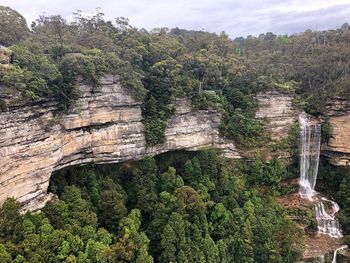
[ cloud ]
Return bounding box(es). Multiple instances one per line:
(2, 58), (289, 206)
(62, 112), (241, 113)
(1, 0), (350, 37)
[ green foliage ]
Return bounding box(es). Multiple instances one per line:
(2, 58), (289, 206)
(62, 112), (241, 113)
(0, 244), (11, 263)
(272, 81), (299, 93)
(98, 182), (127, 232)
(59, 52), (106, 86)
(106, 209), (153, 263)
(336, 171), (350, 233)
(219, 83), (266, 148)
(10, 45), (61, 83)
(286, 207), (316, 227)
(0, 7), (281, 146)
(270, 122), (300, 157)
(220, 106), (264, 148)
(321, 117), (333, 144)
(0, 64), (47, 100)
(1, 7), (350, 145)
(0, 6), (29, 46)
(142, 116), (167, 146)
(0, 99), (6, 112)
(242, 158), (287, 192)
(234, 27), (350, 113)
(0, 198), (22, 242)
(0, 151), (304, 262)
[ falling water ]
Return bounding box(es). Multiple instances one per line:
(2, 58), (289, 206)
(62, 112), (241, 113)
(299, 115), (321, 199)
(298, 115), (344, 239)
(315, 199), (342, 238)
(332, 245), (348, 263)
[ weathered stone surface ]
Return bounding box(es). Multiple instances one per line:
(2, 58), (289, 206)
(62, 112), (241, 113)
(255, 91), (297, 140)
(322, 98), (350, 166)
(0, 45), (12, 64)
(255, 91), (350, 166)
(0, 77), (240, 211)
(252, 91), (299, 160)
(2, 80), (349, 211)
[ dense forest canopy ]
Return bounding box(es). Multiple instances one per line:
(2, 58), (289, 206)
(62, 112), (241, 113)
(234, 25), (350, 114)
(1, 6), (349, 146)
(0, 151), (305, 262)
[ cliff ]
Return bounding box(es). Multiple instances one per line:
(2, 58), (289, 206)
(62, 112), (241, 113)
(322, 98), (350, 166)
(1, 80), (350, 211)
(251, 91), (298, 159)
(0, 76), (240, 211)
(255, 91), (297, 140)
(255, 91), (350, 166)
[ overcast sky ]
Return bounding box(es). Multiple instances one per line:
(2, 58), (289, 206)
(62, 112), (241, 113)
(2, 0), (350, 37)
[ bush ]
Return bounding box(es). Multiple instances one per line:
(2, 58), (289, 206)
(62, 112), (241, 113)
(243, 158), (286, 190)
(0, 99), (7, 112)
(220, 106), (264, 148)
(321, 117), (333, 144)
(143, 118), (167, 146)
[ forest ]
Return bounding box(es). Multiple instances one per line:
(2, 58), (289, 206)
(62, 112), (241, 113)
(1, 5), (350, 263)
(0, 151), (304, 262)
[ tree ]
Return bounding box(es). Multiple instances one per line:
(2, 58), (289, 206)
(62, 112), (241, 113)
(0, 198), (22, 242)
(42, 199), (69, 229)
(60, 186), (98, 229)
(174, 186), (205, 216)
(159, 212), (187, 263)
(158, 166), (184, 193)
(129, 157), (158, 215)
(0, 244), (12, 263)
(0, 6), (29, 46)
(31, 15), (69, 58)
(98, 187), (127, 232)
(107, 209), (153, 263)
(159, 224), (177, 262)
(85, 239), (109, 263)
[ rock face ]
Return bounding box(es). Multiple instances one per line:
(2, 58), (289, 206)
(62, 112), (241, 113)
(255, 91), (350, 166)
(1, 80), (349, 211)
(322, 98), (350, 166)
(255, 91), (297, 140)
(0, 45), (12, 64)
(0, 77), (240, 210)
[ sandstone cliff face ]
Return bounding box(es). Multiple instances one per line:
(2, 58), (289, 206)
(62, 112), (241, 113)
(322, 98), (350, 166)
(0, 76), (240, 210)
(255, 91), (350, 166)
(1, 81), (349, 211)
(255, 91), (297, 141)
(253, 91), (298, 160)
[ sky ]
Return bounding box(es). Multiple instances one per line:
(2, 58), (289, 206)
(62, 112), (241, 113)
(1, 0), (350, 38)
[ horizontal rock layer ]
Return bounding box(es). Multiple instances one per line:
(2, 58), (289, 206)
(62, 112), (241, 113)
(256, 91), (350, 166)
(0, 77), (240, 211)
(322, 98), (350, 166)
(1, 81), (349, 211)
(255, 91), (297, 141)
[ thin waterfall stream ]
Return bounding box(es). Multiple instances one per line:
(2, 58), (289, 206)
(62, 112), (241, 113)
(332, 245), (348, 263)
(299, 114), (321, 199)
(298, 114), (346, 262)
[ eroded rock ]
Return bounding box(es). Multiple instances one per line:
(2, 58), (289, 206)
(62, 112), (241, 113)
(322, 98), (350, 166)
(0, 77), (240, 211)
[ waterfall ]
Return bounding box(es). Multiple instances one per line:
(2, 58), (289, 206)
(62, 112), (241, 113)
(298, 115), (343, 238)
(299, 115), (321, 199)
(315, 199), (342, 238)
(332, 245), (348, 263)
